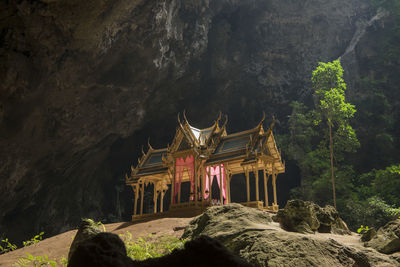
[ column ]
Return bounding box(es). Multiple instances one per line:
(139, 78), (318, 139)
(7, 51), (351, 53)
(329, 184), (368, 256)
(194, 162), (198, 203)
(255, 166), (259, 202)
(133, 185), (138, 215)
(263, 169), (269, 207)
(178, 175), (182, 203)
(228, 174), (232, 203)
(190, 165), (194, 202)
(160, 189), (164, 212)
(272, 170), (278, 206)
(171, 164), (175, 205)
(224, 168), (229, 204)
(153, 183), (157, 214)
(219, 165), (223, 205)
(140, 183), (144, 215)
(245, 168), (250, 202)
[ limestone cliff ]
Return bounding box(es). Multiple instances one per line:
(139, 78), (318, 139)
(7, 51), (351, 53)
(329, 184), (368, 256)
(0, 0), (379, 242)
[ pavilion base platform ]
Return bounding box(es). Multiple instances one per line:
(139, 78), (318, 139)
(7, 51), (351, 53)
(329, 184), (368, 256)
(263, 204), (279, 212)
(241, 201), (278, 212)
(241, 201), (264, 209)
(168, 202), (211, 216)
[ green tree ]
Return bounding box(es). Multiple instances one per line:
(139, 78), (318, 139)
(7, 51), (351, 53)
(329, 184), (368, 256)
(311, 60), (359, 208)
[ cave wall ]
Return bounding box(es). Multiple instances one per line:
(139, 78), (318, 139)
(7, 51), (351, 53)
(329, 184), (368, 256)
(0, 0), (373, 242)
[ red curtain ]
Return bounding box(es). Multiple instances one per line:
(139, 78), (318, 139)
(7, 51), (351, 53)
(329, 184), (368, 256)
(204, 164), (226, 204)
(173, 155), (195, 204)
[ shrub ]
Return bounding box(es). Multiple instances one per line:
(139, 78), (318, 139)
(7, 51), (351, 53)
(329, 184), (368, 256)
(23, 232), (44, 247)
(0, 238), (17, 254)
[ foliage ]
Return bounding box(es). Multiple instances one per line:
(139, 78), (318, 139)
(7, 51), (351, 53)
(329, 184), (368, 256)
(120, 232), (186, 261)
(1, 232), (45, 255)
(14, 254), (60, 267)
(60, 257), (68, 266)
(386, 206), (400, 218)
(341, 196), (397, 231)
(286, 60), (359, 209)
(284, 0), (400, 231)
(0, 238), (17, 254)
(311, 59), (359, 208)
(23, 232), (44, 247)
(312, 60), (356, 129)
(94, 221), (106, 232)
(357, 225), (370, 234)
(356, 164), (400, 207)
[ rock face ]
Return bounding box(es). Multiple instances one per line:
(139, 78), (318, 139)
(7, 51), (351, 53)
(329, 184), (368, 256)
(0, 0), (384, 242)
(182, 203), (273, 240)
(366, 219), (400, 254)
(183, 204), (398, 266)
(274, 199), (351, 234)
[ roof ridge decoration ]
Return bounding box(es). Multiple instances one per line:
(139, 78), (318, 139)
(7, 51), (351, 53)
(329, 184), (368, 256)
(147, 138), (153, 151)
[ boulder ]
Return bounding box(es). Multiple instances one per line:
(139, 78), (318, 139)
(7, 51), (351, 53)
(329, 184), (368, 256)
(361, 228), (377, 242)
(68, 232), (132, 267)
(182, 203), (397, 266)
(68, 219), (102, 261)
(366, 219), (400, 254)
(274, 199), (351, 234)
(182, 203), (273, 241)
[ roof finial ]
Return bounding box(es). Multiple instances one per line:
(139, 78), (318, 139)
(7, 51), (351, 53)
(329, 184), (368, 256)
(222, 114), (228, 128)
(257, 111), (266, 128)
(147, 138), (153, 150)
(270, 115), (276, 129)
(183, 110), (188, 123)
(216, 111), (222, 125)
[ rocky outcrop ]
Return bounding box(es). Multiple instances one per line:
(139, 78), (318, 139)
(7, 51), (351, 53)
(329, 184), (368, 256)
(361, 228), (377, 243)
(182, 203), (272, 241)
(68, 232), (132, 267)
(274, 199), (351, 234)
(183, 204), (398, 266)
(366, 219), (400, 254)
(68, 219), (102, 262)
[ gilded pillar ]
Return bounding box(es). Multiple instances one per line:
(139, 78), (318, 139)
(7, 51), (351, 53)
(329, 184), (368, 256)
(245, 168), (250, 202)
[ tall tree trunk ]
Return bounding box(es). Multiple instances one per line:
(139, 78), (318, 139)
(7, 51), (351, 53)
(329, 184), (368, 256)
(329, 122), (336, 209)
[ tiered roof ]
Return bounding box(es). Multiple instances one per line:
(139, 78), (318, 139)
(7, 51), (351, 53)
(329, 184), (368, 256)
(126, 113), (284, 184)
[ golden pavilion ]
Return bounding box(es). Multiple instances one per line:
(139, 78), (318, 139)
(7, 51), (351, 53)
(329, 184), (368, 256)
(126, 113), (285, 221)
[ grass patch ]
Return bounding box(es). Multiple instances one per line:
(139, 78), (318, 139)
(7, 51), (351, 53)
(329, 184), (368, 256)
(120, 232), (187, 261)
(13, 254), (68, 267)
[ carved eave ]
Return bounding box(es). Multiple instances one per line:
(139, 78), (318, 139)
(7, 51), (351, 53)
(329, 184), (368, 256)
(168, 127), (196, 156)
(259, 128), (285, 174)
